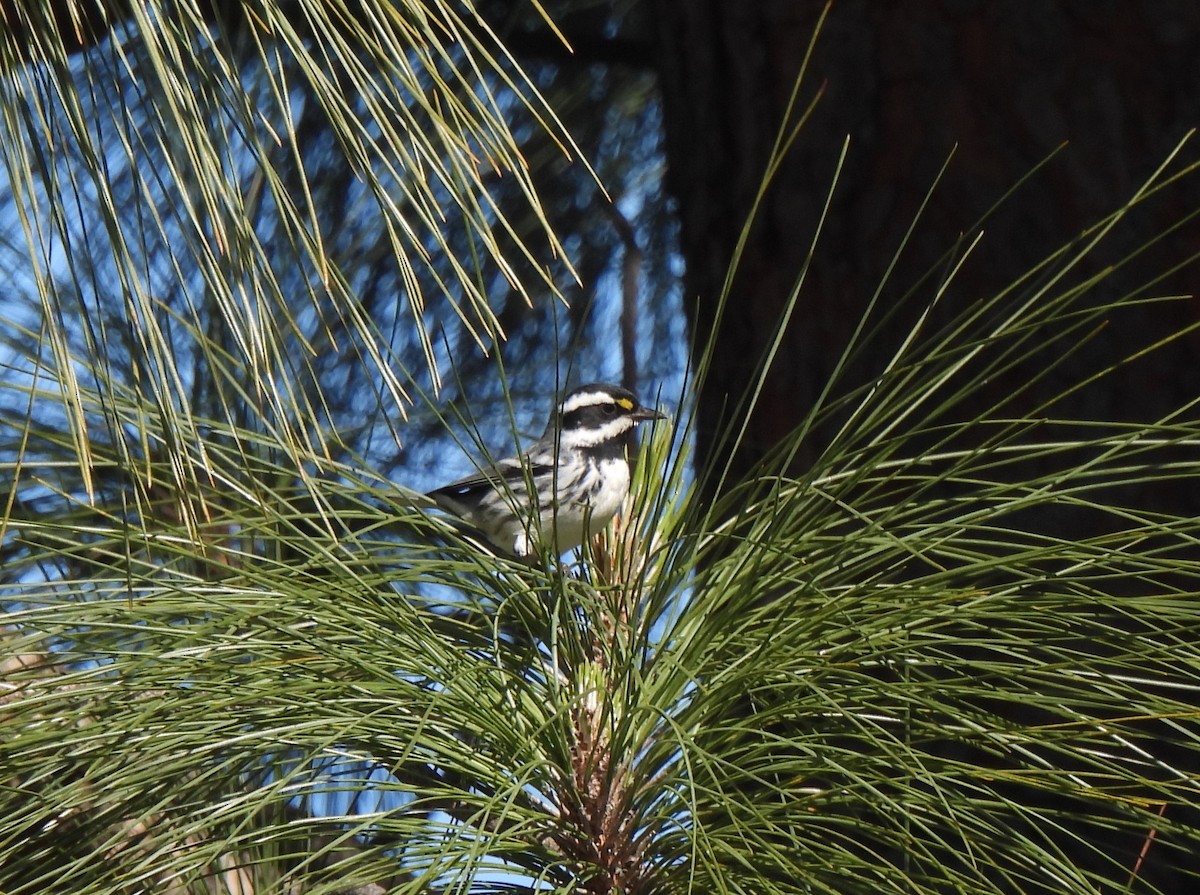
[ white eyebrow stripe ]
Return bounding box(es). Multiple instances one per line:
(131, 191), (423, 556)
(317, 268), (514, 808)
(560, 390), (615, 414)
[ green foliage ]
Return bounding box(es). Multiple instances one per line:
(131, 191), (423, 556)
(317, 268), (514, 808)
(3, 4), (1200, 894)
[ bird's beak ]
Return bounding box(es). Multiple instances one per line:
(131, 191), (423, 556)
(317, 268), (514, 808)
(633, 405), (666, 423)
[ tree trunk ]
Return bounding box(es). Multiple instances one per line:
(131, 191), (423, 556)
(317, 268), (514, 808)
(652, 0), (1200, 490)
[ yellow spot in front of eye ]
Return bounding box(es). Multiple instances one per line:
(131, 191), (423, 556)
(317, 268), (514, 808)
(616, 398), (634, 411)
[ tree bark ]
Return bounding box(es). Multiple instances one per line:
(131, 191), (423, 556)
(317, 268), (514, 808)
(652, 0), (1200, 490)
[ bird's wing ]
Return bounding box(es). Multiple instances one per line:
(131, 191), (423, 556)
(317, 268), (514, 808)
(428, 456), (549, 502)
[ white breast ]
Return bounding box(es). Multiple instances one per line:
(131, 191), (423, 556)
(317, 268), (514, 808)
(535, 456), (631, 555)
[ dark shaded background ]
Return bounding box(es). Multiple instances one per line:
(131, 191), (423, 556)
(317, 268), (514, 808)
(650, 1), (1199, 486)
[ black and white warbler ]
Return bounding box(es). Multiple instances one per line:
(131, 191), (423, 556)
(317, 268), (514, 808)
(428, 383), (665, 557)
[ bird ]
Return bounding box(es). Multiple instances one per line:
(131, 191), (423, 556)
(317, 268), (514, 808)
(427, 382), (665, 558)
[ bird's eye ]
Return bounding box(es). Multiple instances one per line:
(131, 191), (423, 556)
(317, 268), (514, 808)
(601, 404), (617, 416)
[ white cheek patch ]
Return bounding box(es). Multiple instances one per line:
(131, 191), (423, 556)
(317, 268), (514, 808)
(559, 416), (635, 448)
